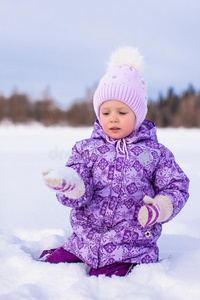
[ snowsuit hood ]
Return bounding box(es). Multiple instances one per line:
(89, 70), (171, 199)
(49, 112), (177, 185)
(57, 119), (189, 268)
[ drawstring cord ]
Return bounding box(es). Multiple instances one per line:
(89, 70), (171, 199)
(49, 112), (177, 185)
(106, 136), (132, 159)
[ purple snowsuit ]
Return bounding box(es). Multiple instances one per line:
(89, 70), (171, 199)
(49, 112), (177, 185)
(57, 120), (189, 269)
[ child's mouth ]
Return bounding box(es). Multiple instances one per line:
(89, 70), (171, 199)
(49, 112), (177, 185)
(110, 127), (120, 132)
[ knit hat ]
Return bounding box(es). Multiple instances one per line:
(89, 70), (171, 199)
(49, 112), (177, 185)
(93, 47), (148, 130)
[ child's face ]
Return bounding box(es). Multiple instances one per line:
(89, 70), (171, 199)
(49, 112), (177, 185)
(100, 100), (136, 139)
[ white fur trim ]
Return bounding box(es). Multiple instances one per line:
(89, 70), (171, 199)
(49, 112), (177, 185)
(107, 46), (145, 73)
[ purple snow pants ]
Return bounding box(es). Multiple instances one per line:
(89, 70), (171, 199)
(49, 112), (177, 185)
(39, 247), (136, 277)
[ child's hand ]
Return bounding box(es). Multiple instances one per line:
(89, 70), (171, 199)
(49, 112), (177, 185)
(43, 167), (85, 199)
(138, 195), (173, 227)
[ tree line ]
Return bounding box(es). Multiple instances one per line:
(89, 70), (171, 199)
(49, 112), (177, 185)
(0, 85), (199, 127)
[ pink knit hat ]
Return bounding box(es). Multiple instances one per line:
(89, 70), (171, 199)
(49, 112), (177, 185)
(93, 47), (148, 130)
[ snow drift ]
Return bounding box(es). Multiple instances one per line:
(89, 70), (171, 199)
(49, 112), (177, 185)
(0, 124), (200, 300)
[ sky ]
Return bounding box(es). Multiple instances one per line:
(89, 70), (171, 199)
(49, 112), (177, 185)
(0, 0), (199, 108)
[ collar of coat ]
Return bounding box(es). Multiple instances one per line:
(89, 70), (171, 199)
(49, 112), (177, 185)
(91, 119), (158, 146)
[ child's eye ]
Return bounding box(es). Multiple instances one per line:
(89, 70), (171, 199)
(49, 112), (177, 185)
(120, 112), (127, 115)
(102, 112), (109, 115)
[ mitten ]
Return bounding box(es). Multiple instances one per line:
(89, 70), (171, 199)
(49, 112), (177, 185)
(138, 195), (173, 227)
(43, 167), (85, 199)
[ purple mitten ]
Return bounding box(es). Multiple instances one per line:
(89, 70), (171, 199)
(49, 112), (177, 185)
(138, 195), (173, 227)
(43, 167), (85, 199)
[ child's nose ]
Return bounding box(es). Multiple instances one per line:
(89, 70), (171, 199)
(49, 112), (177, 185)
(110, 113), (118, 122)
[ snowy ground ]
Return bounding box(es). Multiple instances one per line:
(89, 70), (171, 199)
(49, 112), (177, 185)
(0, 123), (200, 300)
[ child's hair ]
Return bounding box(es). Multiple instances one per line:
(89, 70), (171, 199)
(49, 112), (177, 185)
(93, 47), (148, 130)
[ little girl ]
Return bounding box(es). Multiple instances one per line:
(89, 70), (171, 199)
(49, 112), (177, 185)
(40, 47), (189, 277)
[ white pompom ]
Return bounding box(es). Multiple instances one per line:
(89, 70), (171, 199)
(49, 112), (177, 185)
(107, 46), (144, 73)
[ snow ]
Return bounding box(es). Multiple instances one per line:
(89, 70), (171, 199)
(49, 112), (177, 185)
(0, 123), (200, 300)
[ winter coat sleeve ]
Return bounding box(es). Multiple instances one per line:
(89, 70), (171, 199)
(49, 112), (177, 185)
(152, 145), (189, 223)
(56, 141), (94, 208)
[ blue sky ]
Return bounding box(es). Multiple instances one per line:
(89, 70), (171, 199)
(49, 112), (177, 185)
(0, 0), (199, 108)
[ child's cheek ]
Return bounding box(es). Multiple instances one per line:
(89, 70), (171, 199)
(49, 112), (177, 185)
(122, 120), (129, 131)
(100, 119), (106, 129)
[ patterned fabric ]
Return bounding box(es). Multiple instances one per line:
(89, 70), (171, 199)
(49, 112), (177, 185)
(57, 119), (189, 269)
